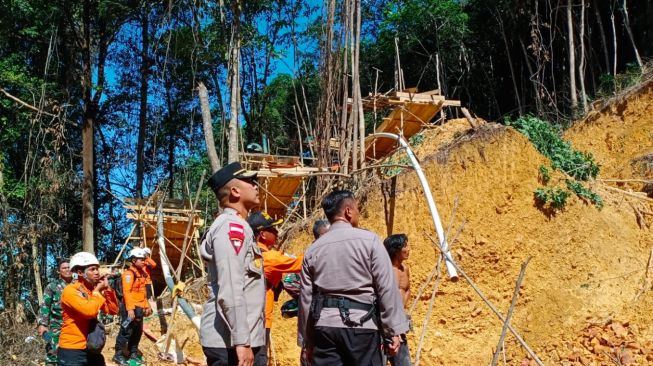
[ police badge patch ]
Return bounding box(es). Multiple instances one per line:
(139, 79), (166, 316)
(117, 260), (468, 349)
(228, 223), (245, 254)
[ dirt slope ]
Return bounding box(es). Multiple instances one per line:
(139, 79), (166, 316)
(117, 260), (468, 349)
(123, 82), (653, 366)
(271, 99), (653, 363)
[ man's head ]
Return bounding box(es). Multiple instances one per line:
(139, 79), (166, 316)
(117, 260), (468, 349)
(129, 248), (147, 269)
(208, 162), (259, 210)
(312, 220), (330, 240)
(69, 252), (101, 286)
(321, 190), (360, 227)
(247, 211), (283, 248)
(383, 234), (410, 262)
(57, 260), (72, 281)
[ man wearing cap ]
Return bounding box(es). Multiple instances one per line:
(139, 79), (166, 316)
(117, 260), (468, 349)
(200, 162), (266, 366)
(247, 211), (303, 364)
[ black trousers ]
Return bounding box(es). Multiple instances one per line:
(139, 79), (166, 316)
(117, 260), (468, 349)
(313, 326), (383, 366)
(202, 346), (265, 366)
(57, 348), (105, 366)
(114, 304), (143, 356)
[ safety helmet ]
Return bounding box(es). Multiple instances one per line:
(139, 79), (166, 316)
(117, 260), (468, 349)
(142, 247), (152, 256)
(69, 252), (100, 271)
(129, 247), (146, 259)
(280, 298), (299, 318)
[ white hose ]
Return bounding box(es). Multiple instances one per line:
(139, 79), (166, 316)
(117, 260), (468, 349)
(370, 132), (459, 280)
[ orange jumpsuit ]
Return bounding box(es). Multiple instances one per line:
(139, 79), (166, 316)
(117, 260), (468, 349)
(59, 282), (119, 350)
(259, 242), (303, 329)
(122, 265), (150, 311)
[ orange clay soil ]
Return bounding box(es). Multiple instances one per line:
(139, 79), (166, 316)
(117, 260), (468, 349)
(109, 80), (653, 366)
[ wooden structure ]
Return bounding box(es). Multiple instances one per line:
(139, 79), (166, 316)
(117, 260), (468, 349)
(361, 89), (461, 161)
(240, 152), (335, 219)
(123, 197), (204, 293)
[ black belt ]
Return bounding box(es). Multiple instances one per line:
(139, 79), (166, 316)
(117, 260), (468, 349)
(321, 295), (376, 327)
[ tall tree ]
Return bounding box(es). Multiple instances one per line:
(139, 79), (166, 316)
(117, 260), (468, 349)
(135, 3), (150, 198)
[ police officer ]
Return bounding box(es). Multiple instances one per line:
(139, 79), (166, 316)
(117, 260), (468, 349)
(200, 162), (266, 366)
(298, 190), (409, 366)
(37, 260), (73, 364)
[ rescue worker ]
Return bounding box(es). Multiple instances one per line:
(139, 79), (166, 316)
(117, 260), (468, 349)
(199, 162), (266, 366)
(38, 260), (73, 364)
(58, 252), (119, 366)
(311, 220), (330, 240)
(298, 190), (409, 366)
(113, 247), (152, 366)
(247, 211), (304, 364)
(383, 234), (412, 366)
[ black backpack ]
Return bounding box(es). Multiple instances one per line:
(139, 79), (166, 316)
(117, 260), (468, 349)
(108, 272), (125, 301)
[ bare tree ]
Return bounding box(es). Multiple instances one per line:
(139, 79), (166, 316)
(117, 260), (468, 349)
(579, 0), (588, 112)
(135, 3), (149, 199)
(227, 0), (241, 164)
(620, 0), (643, 68)
(198, 82), (221, 173)
(568, 0), (578, 109)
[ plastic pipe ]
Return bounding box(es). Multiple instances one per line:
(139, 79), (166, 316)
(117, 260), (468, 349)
(157, 202), (201, 329)
(370, 132), (459, 280)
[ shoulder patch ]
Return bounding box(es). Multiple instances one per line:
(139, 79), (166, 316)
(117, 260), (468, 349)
(229, 223), (246, 254)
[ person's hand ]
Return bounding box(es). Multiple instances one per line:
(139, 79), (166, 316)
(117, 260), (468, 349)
(235, 345), (254, 366)
(95, 276), (109, 292)
(37, 325), (48, 336)
(385, 335), (401, 357)
(144, 307), (152, 317)
(128, 309), (136, 320)
(301, 347), (313, 364)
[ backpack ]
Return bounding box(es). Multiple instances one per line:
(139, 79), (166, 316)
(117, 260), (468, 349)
(86, 319), (106, 353)
(108, 272), (125, 301)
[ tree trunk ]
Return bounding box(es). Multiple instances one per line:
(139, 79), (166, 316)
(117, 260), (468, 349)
(227, 0), (241, 164)
(81, 0), (94, 253)
(620, 0), (643, 68)
(31, 225), (44, 305)
(610, 7), (617, 77)
(568, 0), (578, 109)
(496, 7), (522, 115)
(135, 4), (149, 199)
(198, 82), (220, 173)
(593, 0), (611, 74)
(579, 0), (588, 112)
(354, 0), (365, 169)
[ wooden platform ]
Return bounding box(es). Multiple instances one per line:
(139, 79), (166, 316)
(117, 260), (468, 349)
(356, 89), (460, 160)
(124, 198), (204, 293)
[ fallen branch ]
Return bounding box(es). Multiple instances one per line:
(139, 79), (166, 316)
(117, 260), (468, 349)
(425, 234), (545, 366)
(490, 257), (531, 366)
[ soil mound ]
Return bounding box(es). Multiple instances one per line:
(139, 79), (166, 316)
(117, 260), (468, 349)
(270, 104), (653, 363)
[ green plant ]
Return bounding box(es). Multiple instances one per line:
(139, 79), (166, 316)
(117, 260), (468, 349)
(509, 115), (603, 210)
(535, 187), (570, 209)
(538, 165), (551, 184)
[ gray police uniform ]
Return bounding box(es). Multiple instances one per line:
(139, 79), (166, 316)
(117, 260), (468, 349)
(298, 221), (410, 365)
(200, 208), (266, 350)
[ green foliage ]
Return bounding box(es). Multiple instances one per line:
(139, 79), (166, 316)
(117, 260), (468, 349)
(534, 187), (570, 209)
(538, 165), (550, 184)
(509, 116), (602, 210)
(507, 115), (599, 181)
(566, 180), (604, 209)
(597, 63), (644, 98)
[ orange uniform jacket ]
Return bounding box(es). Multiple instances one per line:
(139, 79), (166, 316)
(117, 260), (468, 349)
(122, 266), (150, 311)
(143, 257), (156, 285)
(59, 281), (119, 350)
(259, 242), (303, 329)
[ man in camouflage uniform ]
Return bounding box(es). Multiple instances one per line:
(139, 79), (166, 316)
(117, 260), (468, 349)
(37, 260), (72, 364)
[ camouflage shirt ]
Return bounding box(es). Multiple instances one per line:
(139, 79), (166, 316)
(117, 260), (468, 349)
(37, 278), (67, 331)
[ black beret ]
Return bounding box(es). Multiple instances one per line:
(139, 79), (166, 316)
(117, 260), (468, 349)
(208, 162), (257, 191)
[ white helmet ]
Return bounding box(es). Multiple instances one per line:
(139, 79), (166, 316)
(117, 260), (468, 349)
(129, 247), (146, 259)
(142, 247), (152, 256)
(70, 252), (100, 270)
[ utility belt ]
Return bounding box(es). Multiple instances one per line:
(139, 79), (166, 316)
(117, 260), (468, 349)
(311, 292), (377, 327)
